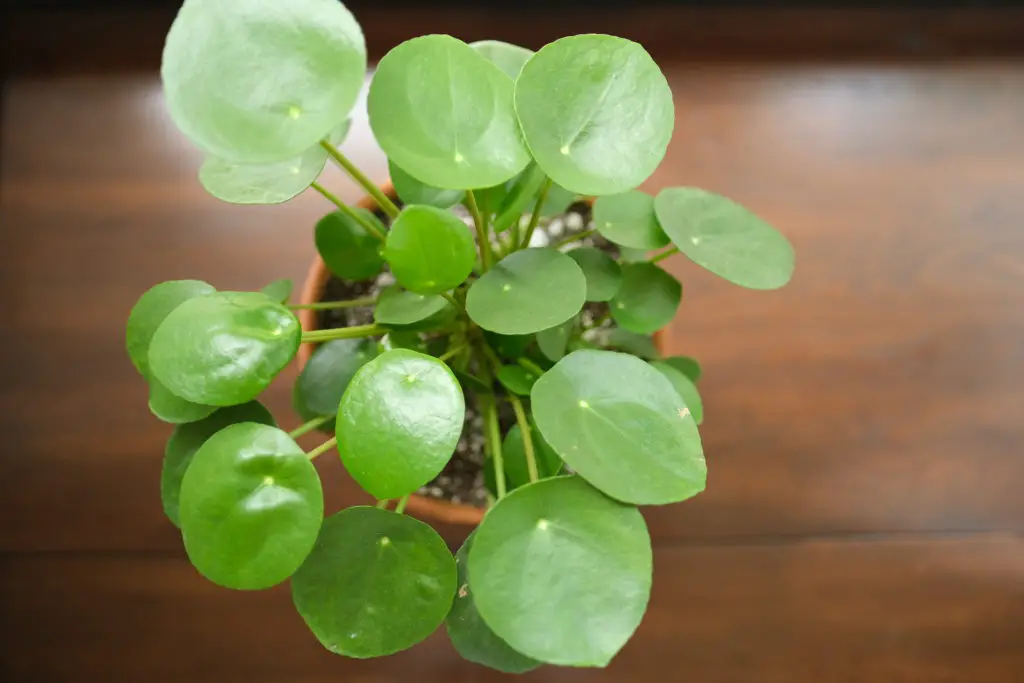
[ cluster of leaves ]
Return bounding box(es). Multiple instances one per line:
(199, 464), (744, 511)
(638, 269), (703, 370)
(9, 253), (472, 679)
(127, 0), (795, 673)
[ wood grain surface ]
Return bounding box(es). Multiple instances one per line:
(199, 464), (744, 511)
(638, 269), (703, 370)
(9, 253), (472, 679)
(1, 7), (1023, 683)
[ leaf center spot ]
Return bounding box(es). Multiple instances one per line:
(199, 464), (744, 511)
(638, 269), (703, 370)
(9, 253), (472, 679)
(290, 167), (301, 174)
(454, 152), (465, 163)
(537, 519), (550, 530)
(261, 475), (275, 486)
(616, 302), (626, 309)
(559, 144), (570, 155)
(287, 106), (301, 120)
(578, 400), (590, 409)
(502, 284), (512, 292)
(379, 536), (392, 547)
(691, 236), (702, 245)
(404, 374), (419, 385)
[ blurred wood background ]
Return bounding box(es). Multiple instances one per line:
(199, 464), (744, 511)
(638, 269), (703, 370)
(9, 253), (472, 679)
(2, 6), (1023, 682)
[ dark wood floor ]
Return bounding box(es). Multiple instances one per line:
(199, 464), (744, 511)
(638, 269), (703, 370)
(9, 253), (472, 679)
(2, 8), (1022, 683)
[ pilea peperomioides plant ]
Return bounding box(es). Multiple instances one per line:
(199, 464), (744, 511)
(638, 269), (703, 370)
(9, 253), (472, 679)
(127, 0), (795, 672)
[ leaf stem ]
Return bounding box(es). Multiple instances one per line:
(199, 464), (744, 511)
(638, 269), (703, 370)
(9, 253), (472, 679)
(508, 394), (539, 483)
(376, 499), (390, 509)
(550, 227), (595, 250)
(319, 141), (401, 219)
(438, 342), (468, 363)
(394, 494), (410, 514)
(465, 190), (491, 271)
(306, 436), (337, 460)
(648, 245), (679, 264)
(289, 296), (376, 311)
(310, 181), (387, 242)
(301, 323), (383, 343)
(288, 414), (332, 439)
(520, 178), (553, 249)
(440, 291), (462, 311)
(481, 395), (507, 499)
(517, 357), (546, 377)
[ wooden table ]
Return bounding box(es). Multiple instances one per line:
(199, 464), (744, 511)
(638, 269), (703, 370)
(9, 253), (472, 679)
(2, 8), (1022, 683)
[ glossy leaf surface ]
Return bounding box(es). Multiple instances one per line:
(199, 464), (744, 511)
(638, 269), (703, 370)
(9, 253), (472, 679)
(126, 279), (216, 377)
(384, 205), (476, 294)
(148, 379), (217, 425)
(470, 39), (534, 79)
(593, 191), (669, 250)
(296, 338), (380, 416)
(610, 263), (681, 334)
(314, 209), (386, 281)
(566, 247), (622, 301)
(374, 287), (450, 326)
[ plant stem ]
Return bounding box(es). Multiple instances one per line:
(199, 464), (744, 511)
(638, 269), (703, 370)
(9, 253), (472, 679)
(550, 227), (595, 250)
(517, 357), (546, 377)
(306, 436), (337, 461)
(440, 291), (462, 310)
(288, 414), (332, 439)
(481, 395), (507, 499)
(648, 245), (679, 264)
(310, 181), (387, 242)
(394, 494), (410, 514)
(508, 394), (539, 483)
(438, 342), (468, 363)
(465, 190), (492, 271)
(520, 178), (553, 249)
(289, 296), (376, 311)
(376, 499), (390, 509)
(301, 323), (383, 343)
(319, 141), (401, 219)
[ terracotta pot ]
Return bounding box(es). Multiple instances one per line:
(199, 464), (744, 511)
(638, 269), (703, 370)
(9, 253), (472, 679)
(297, 184), (667, 526)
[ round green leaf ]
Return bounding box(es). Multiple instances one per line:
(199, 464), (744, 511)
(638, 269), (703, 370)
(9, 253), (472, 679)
(466, 249), (586, 335)
(368, 34), (530, 189)
(162, 0), (366, 163)
(447, 532), (540, 673)
(531, 350), (705, 505)
(610, 262), (681, 334)
(650, 361), (704, 425)
(293, 507), (456, 657)
(617, 246), (650, 263)
(384, 205), (476, 294)
(513, 35), (674, 195)
(470, 40), (534, 79)
(315, 209), (386, 281)
(470, 476), (652, 667)
(336, 349), (464, 498)
(503, 422), (563, 489)
(296, 338), (379, 416)
(199, 141), (329, 205)
(663, 355), (702, 382)
(149, 291), (301, 406)
(484, 331), (533, 360)
(260, 278), (293, 304)
(389, 160), (465, 209)
(593, 191), (669, 250)
(148, 379), (217, 425)
(541, 183), (577, 218)
(374, 286), (450, 326)
(606, 328), (660, 359)
(654, 187), (795, 290)
(126, 279), (216, 377)
(162, 401), (276, 527)
(179, 423), (323, 589)
(566, 247), (622, 302)
(496, 365), (538, 396)
(536, 318), (575, 362)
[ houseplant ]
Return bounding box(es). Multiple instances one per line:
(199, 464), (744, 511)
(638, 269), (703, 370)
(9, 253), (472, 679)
(126, 0), (795, 673)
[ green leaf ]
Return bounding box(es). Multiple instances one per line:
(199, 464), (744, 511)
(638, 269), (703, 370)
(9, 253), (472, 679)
(492, 164), (547, 234)
(536, 318), (575, 362)
(368, 34), (530, 189)
(610, 262), (681, 334)
(292, 377), (335, 432)
(292, 507), (456, 657)
(650, 361), (704, 425)
(199, 142), (326, 205)
(336, 349), (464, 498)
(447, 532), (540, 673)
(496, 365), (538, 396)
(260, 278), (293, 304)
(470, 39), (534, 79)
(148, 380), (217, 424)
(126, 279), (216, 377)
(469, 476), (652, 667)
(566, 247), (622, 302)
(384, 205), (476, 294)
(296, 338), (379, 416)
(314, 209), (386, 281)
(389, 160), (465, 209)
(162, 401), (276, 527)
(513, 35), (674, 196)
(606, 328), (660, 359)
(467, 248), (586, 335)
(178, 423), (323, 589)
(484, 332), (533, 360)
(617, 246), (650, 263)
(663, 355), (702, 382)
(654, 187), (795, 290)
(384, 329), (428, 354)
(540, 183), (577, 217)
(374, 286), (450, 326)
(530, 350), (705, 505)
(162, 0), (366, 163)
(503, 422), (563, 489)
(149, 291), (301, 406)
(593, 191), (669, 250)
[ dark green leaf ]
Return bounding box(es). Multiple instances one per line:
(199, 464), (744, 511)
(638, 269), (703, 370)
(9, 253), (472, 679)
(469, 476), (652, 666)
(384, 205), (476, 294)
(296, 338), (379, 416)
(593, 191), (669, 250)
(610, 263), (681, 334)
(654, 187), (795, 290)
(315, 209), (386, 281)
(148, 380), (217, 424)
(492, 164), (547, 234)
(502, 422), (563, 489)
(447, 532), (540, 673)
(336, 349), (464, 498)
(162, 401), (276, 527)
(389, 160), (465, 209)
(454, 369), (493, 394)
(149, 291), (301, 406)
(162, 0), (366, 163)
(466, 248), (586, 335)
(663, 355), (702, 382)
(178, 423), (322, 589)
(293, 507), (456, 657)
(374, 286), (450, 326)
(650, 361), (704, 424)
(368, 35), (530, 189)
(126, 279), (216, 377)
(513, 35), (674, 195)
(496, 365), (538, 396)
(384, 329), (428, 353)
(531, 350), (705, 505)
(260, 278), (293, 304)
(566, 247), (622, 302)
(470, 39), (534, 79)
(484, 332), (533, 360)
(606, 328), (660, 359)
(536, 318), (574, 362)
